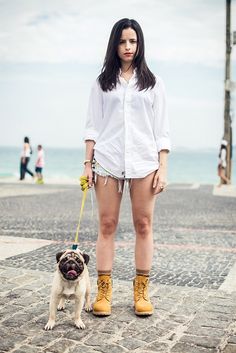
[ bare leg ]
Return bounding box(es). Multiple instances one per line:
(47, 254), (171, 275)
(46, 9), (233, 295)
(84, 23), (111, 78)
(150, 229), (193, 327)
(219, 169), (230, 185)
(130, 172), (156, 271)
(94, 175), (123, 271)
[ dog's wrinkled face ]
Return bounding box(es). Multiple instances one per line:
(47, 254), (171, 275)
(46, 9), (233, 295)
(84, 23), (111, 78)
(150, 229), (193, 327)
(56, 250), (89, 281)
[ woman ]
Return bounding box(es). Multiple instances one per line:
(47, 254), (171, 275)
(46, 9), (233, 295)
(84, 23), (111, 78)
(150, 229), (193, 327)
(83, 18), (170, 316)
(20, 136), (34, 180)
(217, 139), (230, 186)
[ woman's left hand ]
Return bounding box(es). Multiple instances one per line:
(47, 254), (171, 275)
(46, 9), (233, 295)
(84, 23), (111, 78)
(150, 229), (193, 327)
(153, 167), (167, 194)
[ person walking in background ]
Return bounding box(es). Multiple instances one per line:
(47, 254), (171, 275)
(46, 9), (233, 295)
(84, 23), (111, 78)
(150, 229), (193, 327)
(19, 136), (34, 180)
(218, 139), (230, 186)
(83, 18), (170, 317)
(35, 145), (45, 184)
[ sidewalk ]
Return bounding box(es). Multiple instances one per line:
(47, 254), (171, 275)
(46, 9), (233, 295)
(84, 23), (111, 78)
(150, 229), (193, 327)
(0, 182), (236, 353)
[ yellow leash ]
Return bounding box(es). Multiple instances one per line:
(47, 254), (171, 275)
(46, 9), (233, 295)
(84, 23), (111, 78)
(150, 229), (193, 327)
(72, 176), (89, 250)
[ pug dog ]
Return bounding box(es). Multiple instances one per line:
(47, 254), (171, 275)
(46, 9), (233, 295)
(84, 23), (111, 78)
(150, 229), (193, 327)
(45, 249), (92, 330)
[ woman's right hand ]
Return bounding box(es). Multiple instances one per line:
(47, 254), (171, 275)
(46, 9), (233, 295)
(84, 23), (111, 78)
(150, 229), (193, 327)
(83, 164), (93, 188)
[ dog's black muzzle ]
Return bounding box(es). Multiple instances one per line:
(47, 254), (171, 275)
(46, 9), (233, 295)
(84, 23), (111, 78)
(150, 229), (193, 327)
(59, 253), (84, 281)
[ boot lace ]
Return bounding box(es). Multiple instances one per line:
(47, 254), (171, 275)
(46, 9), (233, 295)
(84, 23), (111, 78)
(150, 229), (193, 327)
(136, 279), (149, 301)
(97, 279), (110, 301)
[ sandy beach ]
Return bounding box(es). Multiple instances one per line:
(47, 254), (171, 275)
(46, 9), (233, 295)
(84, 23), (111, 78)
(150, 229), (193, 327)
(0, 181), (236, 352)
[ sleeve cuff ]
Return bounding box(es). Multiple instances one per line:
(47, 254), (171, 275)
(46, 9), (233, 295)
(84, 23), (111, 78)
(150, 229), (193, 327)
(83, 129), (98, 142)
(156, 137), (171, 152)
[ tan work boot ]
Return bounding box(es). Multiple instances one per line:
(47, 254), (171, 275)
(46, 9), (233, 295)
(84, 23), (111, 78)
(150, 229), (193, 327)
(133, 275), (153, 316)
(93, 275), (112, 316)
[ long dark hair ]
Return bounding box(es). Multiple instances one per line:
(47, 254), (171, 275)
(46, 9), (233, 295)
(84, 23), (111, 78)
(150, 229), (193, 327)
(24, 136), (33, 154)
(219, 144), (227, 158)
(98, 18), (156, 91)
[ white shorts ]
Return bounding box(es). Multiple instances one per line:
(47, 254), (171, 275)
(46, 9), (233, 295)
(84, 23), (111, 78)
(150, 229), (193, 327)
(92, 160), (131, 193)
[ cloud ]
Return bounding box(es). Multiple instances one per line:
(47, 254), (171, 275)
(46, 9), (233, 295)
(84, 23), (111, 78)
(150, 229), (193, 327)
(169, 96), (224, 149)
(0, 0), (235, 150)
(0, 0), (235, 66)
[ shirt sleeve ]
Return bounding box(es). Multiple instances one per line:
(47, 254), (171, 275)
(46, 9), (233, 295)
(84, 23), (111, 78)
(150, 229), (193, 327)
(84, 80), (103, 142)
(153, 77), (171, 152)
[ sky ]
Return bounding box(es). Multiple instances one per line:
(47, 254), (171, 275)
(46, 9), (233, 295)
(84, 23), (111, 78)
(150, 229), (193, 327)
(0, 0), (236, 150)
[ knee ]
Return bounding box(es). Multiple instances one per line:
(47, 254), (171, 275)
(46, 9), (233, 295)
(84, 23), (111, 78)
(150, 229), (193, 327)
(100, 216), (117, 238)
(134, 217), (152, 238)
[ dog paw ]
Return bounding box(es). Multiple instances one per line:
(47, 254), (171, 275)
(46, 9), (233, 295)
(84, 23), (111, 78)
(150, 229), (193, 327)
(57, 298), (65, 311)
(57, 304), (65, 311)
(75, 319), (85, 329)
(44, 319), (55, 330)
(84, 303), (93, 312)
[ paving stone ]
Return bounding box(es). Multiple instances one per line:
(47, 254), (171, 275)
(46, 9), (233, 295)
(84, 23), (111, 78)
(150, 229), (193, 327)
(222, 345), (236, 353)
(2, 313), (34, 327)
(99, 321), (129, 335)
(190, 317), (231, 329)
(157, 320), (180, 332)
(132, 326), (170, 342)
(172, 342), (217, 353)
(91, 344), (127, 353)
(168, 314), (193, 324)
(12, 345), (40, 353)
(200, 311), (234, 322)
(64, 328), (92, 341)
(144, 342), (170, 352)
(0, 334), (27, 351)
(30, 332), (61, 347)
(180, 334), (221, 349)
(0, 304), (23, 320)
(46, 338), (75, 353)
(185, 326), (225, 337)
(68, 345), (102, 353)
(15, 295), (42, 307)
(33, 313), (50, 326)
(0, 283), (16, 292)
(84, 332), (114, 346)
(0, 337), (15, 352)
(117, 337), (146, 350)
(203, 304), (236, 315)
(228, 337), (236, 344)
(26, 304), (48, 319)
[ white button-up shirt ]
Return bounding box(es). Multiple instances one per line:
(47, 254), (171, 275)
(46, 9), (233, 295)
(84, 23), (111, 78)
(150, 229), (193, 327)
(84, 71), (171, 179)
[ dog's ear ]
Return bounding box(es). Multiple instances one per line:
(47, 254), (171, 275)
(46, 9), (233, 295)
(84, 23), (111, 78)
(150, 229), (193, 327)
(56, 251), (65, 263)
(82, 253), (89, 265)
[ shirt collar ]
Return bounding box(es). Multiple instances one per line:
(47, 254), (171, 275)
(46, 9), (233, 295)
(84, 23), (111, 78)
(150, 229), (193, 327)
(119, 67), (137, 82)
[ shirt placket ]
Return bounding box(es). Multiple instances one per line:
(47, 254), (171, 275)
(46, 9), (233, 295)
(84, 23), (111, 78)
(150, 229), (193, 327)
(123, 81), (132, 178)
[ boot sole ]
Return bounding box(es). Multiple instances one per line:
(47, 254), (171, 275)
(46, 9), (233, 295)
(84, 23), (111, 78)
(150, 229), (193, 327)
(92, 310), (111, 316)
(135, 310), (153, 316)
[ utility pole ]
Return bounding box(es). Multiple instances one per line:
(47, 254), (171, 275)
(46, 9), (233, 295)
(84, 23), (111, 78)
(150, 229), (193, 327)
(223, 0), (233, 182)
(221, 0), (236, 182)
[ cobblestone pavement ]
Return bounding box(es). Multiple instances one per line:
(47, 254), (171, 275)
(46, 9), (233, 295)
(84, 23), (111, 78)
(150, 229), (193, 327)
(0, 182), (236, 353)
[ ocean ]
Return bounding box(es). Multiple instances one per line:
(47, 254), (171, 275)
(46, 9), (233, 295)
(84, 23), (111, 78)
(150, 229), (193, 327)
(0, 146), (235, 185)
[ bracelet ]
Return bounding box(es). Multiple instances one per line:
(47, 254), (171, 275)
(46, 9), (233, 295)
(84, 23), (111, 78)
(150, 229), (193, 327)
(84, 160), (92, 165)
